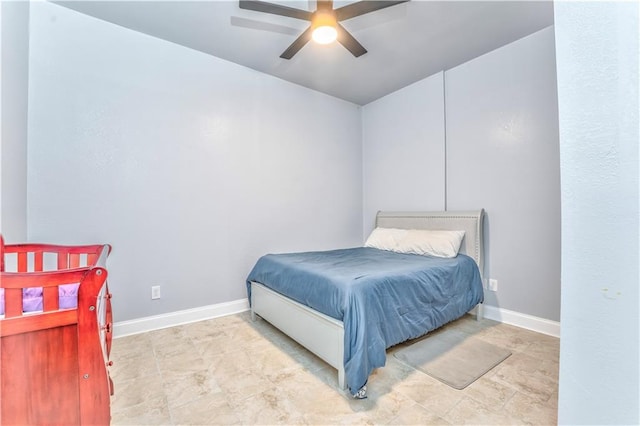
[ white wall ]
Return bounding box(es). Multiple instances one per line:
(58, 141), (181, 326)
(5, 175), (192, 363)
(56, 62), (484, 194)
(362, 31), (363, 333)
(555, 2), (639, 424)
(27, 3), (363, 322)
(362, 72), (446, 235)
(446, 26), (561, 321)
(0, 1), (29, 241)
(362, 27), (561, 322)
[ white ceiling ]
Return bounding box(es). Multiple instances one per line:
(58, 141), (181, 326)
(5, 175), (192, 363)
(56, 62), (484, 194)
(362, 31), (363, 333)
(54, 0), (555, 105)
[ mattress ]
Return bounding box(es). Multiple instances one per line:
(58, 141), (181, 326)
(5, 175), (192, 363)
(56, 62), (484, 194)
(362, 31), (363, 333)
(246, 246), (484, 393)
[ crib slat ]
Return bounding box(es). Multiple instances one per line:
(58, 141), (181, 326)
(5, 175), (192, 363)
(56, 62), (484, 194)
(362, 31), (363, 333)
(43, 286), (59, 312)
(58, 252), (68, 270)
(17, 252), (27, 273)
(34, 251), (44, 272)
(70, 253), (80, 269)
(4, 288), (23, 318)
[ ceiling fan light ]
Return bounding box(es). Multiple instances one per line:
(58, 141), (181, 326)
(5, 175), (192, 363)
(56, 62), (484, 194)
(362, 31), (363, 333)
(312, 25), (338, 44)
(311, 10), (337, 44)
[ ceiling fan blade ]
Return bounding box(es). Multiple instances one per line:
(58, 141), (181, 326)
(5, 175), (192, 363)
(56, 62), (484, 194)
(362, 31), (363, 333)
(230, 16), (300, 36)
(280, 26), (313, 59)
(336, 23), (367, 57)
(239, 0), (312, 21)
(335, 0), (409, 22)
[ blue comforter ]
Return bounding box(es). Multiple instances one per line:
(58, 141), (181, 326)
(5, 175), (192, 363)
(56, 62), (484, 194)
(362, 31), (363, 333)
(246, 247), (483, 394)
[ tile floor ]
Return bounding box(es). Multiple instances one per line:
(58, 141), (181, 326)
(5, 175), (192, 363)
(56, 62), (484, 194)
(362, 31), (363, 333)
(110, 312), (559, 425)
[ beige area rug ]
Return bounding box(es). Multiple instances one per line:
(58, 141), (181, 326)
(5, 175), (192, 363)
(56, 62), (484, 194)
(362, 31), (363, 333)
(393, 329), (512, 390)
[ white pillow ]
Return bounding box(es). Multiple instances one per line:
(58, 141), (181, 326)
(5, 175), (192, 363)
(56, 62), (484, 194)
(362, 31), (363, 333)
(364, 227), (407, 251)
(365, 227), (465, 258)
(397, 229), (465, 258)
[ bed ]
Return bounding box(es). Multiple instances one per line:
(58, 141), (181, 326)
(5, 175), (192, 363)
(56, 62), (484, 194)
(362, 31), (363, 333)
(0, 235), (113, 425)
(247, 210), (485, 398)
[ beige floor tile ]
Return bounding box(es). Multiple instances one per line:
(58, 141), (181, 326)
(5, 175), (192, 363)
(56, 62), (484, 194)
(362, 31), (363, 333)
(387, 402), (450, 425)
(170, 392), (240, 426)
(111, 375), (170, 426)
(193, 324), (275, 359)
(271, 367), (345, 405)
(538, 358), (560, 383)
(232, 386), (307, 425)
(301, 390), (377, 425)
(247, 346), (303, 380)
(286, 346), (332, 372)
(366, 360), (416, 401)
(272, 361), (345, 391)
(214, 367), (276, 403)
(444, 396), (525, 425)
(156, 344), (208, 375)
(464, 375), (518, 411)
(193, 330), (244, 358)
(393, 372), (465, 418)
(150, 325), (190, 350)
(111, 394), (172, 426)
(497, 350), (545, 372)
(109, 350), (159, 382)
(524, 336), (560, 361)
(112, 373), (165, 411)
(161, 367), (222, 409)
(111, 332), (154, 358)
(371, 355), (416, 383)
(504, 391), (558, 425)
(258, 326), (305, 354)
(266, 368), (353, 424)
(223, 323), (267, 348)
(184, 319), (228, 345)
(492, 352), (557, 402)
(217, 310), (254, 328)
(204, 349), (253, 377)
(548, 389), (559, 412)
(476, 324), (534, 353)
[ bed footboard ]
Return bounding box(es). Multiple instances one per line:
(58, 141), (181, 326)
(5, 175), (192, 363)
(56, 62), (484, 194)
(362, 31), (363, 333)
(250, 282), (346, 390)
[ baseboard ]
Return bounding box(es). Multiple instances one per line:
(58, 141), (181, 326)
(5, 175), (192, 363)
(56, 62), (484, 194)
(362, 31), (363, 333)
(482, 304), (560, 338)
(113, 299), (559, 339)
(113, 298), (250, 338)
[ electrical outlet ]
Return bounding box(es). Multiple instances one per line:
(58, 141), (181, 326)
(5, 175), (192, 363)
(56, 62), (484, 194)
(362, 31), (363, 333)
(151, 285), (161, 300)
(482, 278), (489, 289)
(489, 279), (498, 292)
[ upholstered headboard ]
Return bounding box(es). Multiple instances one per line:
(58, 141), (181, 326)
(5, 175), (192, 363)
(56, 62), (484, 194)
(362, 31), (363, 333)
(375, 210), (485, 277)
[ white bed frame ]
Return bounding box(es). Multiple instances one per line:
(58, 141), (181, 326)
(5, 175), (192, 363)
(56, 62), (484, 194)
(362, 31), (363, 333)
(250, 209), (485, 391)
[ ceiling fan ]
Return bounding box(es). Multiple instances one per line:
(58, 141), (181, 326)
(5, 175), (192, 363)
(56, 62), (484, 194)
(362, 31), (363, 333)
(238, 0), (409, 59)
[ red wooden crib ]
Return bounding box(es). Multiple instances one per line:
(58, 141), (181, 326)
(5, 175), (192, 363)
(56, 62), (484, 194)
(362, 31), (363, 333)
(0, 235), (114, 425)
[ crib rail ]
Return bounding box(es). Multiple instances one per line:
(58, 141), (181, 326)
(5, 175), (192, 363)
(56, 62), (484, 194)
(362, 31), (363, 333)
(0, 241), (111, 331)
(1, 241), (111, 272)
